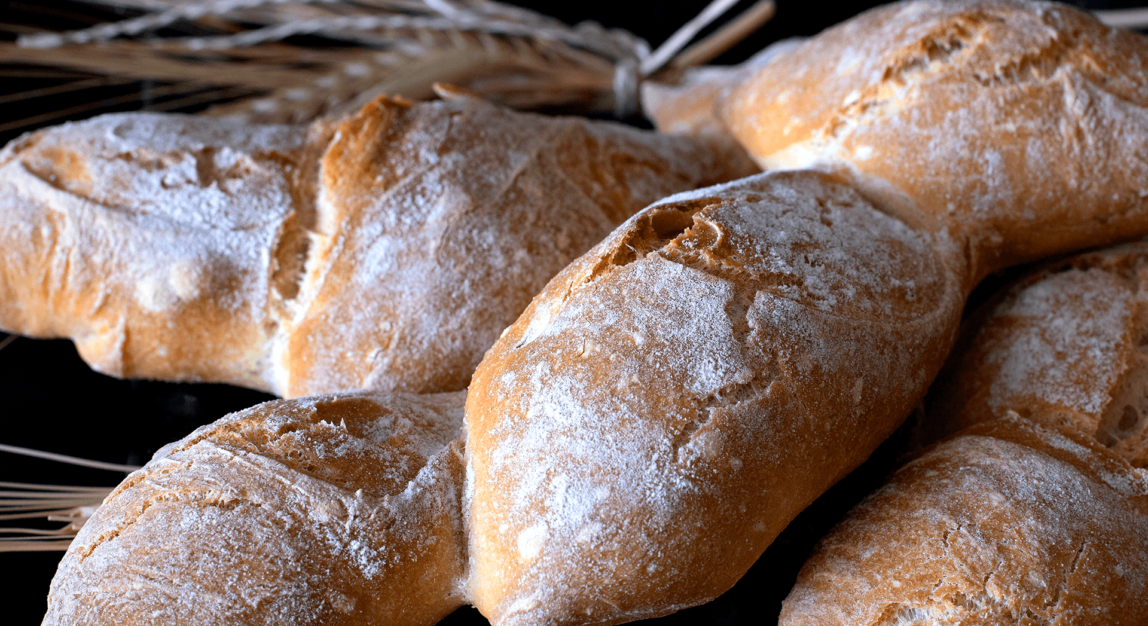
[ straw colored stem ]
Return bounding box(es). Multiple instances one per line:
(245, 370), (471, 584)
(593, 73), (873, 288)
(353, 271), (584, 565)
(0, 76), (139, 106)
(0, 443), (140, 473)
(0, 481), (112, 492)
(668, 0), (776, 70)
(0, 540), (76, 552)
(0, 527), (80, 536)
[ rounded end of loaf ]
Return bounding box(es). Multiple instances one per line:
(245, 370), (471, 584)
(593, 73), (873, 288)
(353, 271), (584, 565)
(722, 0), (1148, 279)
(921, 242), (1148, 467)
(464, 170), (963, 625)
(780, 416), (1148, 625)
(0, 111), (322, 394)
(43, 391), (469, 626)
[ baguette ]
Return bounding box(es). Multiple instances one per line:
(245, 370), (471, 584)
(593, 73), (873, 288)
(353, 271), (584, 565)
(464, 170), (966, 624)
(919, 243), (1148, 465)
(0, 95), (757, 398)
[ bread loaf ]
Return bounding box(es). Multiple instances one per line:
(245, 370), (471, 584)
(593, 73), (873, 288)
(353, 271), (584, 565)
(44, 391), (469, 626)
(464, 170), (966, 624)
(45, 169), (964, 626)
(722, 0), (1148, 282)
(780, 416), (1148, 625)
(0, 95), (757, 398)
(781, 243), (1148, 624)
(36, 3), (1148, 622)
(920, 243), (1148, 465)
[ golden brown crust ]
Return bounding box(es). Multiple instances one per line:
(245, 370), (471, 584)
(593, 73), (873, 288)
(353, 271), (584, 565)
(723, 0), (1148, 282)
(0, 114), (318, 390)
(921, 243), (1148, 466)
(780, 417), (1148, 626)
(282, 95), (758, 397)
(44, 391), (469, 626)
(464, 171), (964, 625)
(0, 98), (756, 398)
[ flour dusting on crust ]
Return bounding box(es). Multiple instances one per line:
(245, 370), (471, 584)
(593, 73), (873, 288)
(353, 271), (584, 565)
(45, 391), (469, 626)
(466, 171), (964, 625)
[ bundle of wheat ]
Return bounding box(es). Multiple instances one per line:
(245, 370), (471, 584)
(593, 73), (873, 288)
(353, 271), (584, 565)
(0, 0), (775, 137)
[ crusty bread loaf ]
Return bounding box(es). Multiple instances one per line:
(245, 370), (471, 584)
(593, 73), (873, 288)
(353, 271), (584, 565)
(781, 243), (1148, 624)
(920, 243), (1148, 465)
(780, 416), (1148, 625)
(464, 170), (965, 625)
(0, 95), (757, 398)
(35, 4), (1148, 621)
(44, 391), (469, 626)
(722, 0), (1148, 283)
(285, 95), (756, 398)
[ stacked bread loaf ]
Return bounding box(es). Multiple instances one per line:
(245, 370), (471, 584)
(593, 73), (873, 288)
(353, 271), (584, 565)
(920, 244), (1148, 460)
(0, 94), (756, 398)
(25, 0), (1148, 625)
(781, 416), (1148, 625)
(663, 0), (1148, 283)
(45, 391), (471, 626)
(780, 245), (1148, 625)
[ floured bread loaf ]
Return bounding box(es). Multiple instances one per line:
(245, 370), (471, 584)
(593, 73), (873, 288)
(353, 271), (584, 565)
(44, 391), (469, 626)
(781, 244), (1148, 624)
(722, 0), (1148, 282)
(780, 417), (1148, 625)
(461, 112), (1148, 622)
(0, 95), (757, 398)
(920, 243), (1148, 465)
(464, 170), (966, 624)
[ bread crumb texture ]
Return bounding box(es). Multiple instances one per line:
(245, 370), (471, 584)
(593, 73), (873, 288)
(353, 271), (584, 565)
(44, 391), (469, 626)
(465, 171), (964, 625)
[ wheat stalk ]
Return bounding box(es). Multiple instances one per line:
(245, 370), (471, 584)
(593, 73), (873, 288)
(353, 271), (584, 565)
(0, 0), (774, 127)
(0, 445), (140, 552)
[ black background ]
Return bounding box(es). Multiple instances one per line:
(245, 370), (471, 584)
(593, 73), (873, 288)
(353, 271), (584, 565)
(0, 0), (1141, 624)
